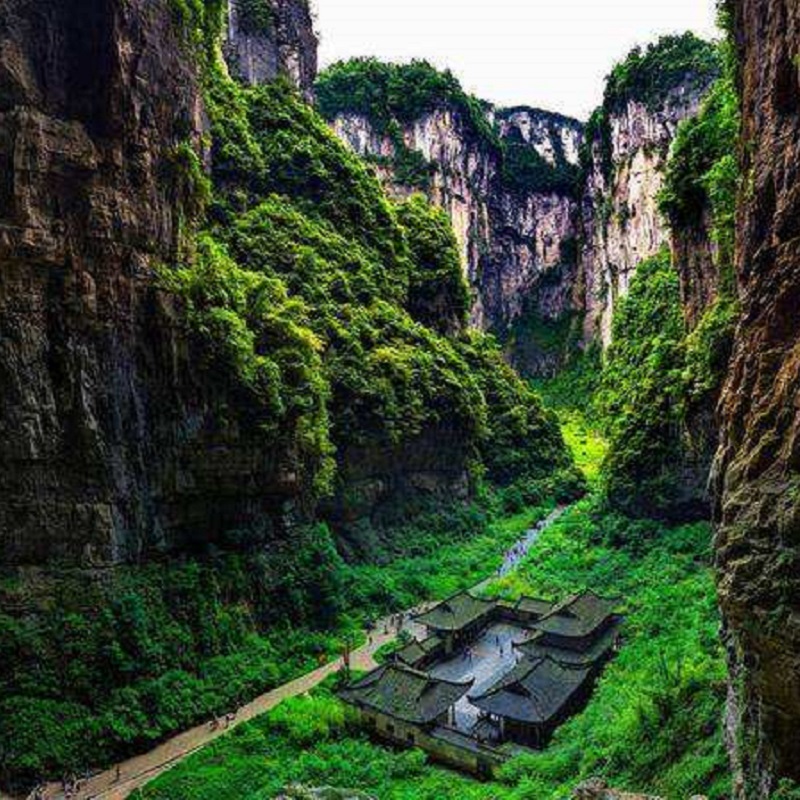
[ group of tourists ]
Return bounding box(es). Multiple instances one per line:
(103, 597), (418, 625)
(497, 538), (533, 576)
(208, 710), (238, 731)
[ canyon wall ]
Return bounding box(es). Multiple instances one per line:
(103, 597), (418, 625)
(323, 55), (717, 370)
(0, 0), (322, 567)
(330, 105), (581, 334)
(0, 0), (558, 570)
(579, 86), (709, 346)
(224, 0), (317, 98)
(714, 0), (800, 794)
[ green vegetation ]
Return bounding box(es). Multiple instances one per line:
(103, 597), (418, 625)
(192, 56), (570, 491)
(0, 7), (576, 793)
(595, 249), (687, 517)
(315, 58), (498, 150)
(484, 500), (729, 799)
(316, 59), (579, 197)
(137, 500), (729, 800)
(604, 33), (721, 113)
(395, 194), (470, 334)
(501, 141), (579, 196)
(531, 348), (607, 485)
(660, 66), (740, 271)
(235, 0), (272, 34)
(1, 496), (582, 791)
(0, 537), (360, 789)
(582, 33), (720, 182)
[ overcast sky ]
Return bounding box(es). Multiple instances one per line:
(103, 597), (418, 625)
(315, 0), (720, 120)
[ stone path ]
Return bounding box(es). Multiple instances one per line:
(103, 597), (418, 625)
(19, 614), (419, 800)
(429, 621), (534, 732)
(5, 505), (566, 800)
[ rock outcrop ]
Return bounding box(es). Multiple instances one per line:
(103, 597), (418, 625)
(224, 0), (317, 97)
(331, 105), (581, 333)
(0, 0), (319, 567)
(713, 0), (800, 795)
(579, 86), (710, 346)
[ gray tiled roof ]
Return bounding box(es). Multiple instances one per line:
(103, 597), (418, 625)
(533, 591), (619, 638)
(414, 591), (496, 632)
(515, 616), (623, 665)
(469, 657), (592, 723)
(339, 663), (473, 724)
(514, 596), (554, 618)
(395, 634), (443, 667)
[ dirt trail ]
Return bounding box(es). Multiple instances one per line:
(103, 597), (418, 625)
(7, 506), (566, 800)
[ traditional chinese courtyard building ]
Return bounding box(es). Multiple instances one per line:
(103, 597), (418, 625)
(394, 634), (444, 670)
(469, 656), (594, 748)
(339, 662), (472, 740)
(341, 589), (624, 773)
(530, 590), (621, 652)
(414, 591), (496, 654)
(509, 595), (554, 625)
(339, 662), (506, 775)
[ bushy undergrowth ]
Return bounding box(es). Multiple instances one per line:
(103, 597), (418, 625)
(659, 71), (740, 268)
(190, 59), (570, 493)
(136, 500), (729, 800)
(0, 492), (570, 790)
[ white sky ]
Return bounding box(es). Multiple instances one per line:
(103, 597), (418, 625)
(314, 0), (720, 120)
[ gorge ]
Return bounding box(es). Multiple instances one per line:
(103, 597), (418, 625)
(0, 1), (798, 799)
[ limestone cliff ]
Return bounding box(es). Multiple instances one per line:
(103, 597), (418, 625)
(579, 85), (711, 346)
(332, 107), (496, 325)
(713, 0), (800, 794)
(0, 0), (307, 566)
(320, 52), (718, 370)
(224, 0), (317, 97)
(327, 94), (581, 334)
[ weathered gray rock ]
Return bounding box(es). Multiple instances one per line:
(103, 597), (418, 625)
(332, 106), (581, 336)
(579, 86), (710, 346)
(713, 0), (800, 795)
(0, 0), (307, 566)
(224, 0), (318, 98)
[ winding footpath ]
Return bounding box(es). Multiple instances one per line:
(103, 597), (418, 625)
(6, 505), (567, 800)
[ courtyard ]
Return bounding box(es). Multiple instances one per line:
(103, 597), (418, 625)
(428, 621), (533, 734)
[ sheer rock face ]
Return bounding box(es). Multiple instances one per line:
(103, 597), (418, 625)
(497, 107), (583, 166)
(579, 87), (709, 347)
(331, 108), (581, 332)
(0, 0), (305, 567)
(713, 0), (800, 794)
(224, 0), (317, 98)
(672, 213), (721, 332)
(330, 89), (709, 358)
(0, 0), (483, 569)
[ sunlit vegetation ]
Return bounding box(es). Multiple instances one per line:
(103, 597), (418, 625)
(316, 58), (499, 149)
(137, 500), (729, 800)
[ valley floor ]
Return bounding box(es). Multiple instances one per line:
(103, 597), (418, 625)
(21, 512), (566, 800)
(127, 500), (728, 800)
(10, 408), (729, 800)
